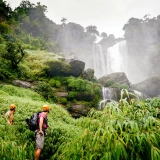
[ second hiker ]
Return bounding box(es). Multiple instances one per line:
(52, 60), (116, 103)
(5, 104), (16, 125)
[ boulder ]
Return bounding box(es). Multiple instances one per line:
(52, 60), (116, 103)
(68, 104), (89, 118)
(98, 72), (131, 87)
(81, 68), (95, 81)
(69, 60), (85, 77)
(132, 75), (160, 97)
(56, 92), (68, 98)
(12, 80), (32, 88)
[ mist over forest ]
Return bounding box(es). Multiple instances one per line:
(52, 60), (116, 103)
(1, 0), (160, 83)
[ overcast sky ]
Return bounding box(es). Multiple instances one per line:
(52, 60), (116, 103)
(6, 0), (160, 38)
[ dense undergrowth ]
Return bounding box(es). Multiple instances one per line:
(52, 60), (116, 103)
(0, 85), (160, 160)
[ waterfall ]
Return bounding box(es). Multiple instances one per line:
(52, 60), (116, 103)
(98, 87), (116, 110)
(92, 41), (128, 79)
(79, 41), (129, 80)
(134, 90), (148, 100)
(93, 44), (107, 78)
(107, 40), (128, 76)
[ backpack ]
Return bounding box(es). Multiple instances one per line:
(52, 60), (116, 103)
(26, 112), (41, 131)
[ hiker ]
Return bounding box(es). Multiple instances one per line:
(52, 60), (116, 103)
(35, 104), (50, 160)
(5, 104), (16, 125)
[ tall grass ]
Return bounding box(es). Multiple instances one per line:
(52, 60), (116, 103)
(54, 90), (160, 160)
(0, 85), (159, 159)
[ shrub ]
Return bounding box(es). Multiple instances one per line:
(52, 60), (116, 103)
(0, 22), (11, 34)
(105, 79), (129, 90)
(60, 98), (67, 105)
(72, 99), (77, 103)
(68, 91), (75, 100)
(0, 69), (14, 81)
(45, 60), (71, 77)
(55, 80), (61, 88)
(53, 76), (69, 85)
(67, 78), (87, 91)
(67, 77), (101, 106)
(48, 79), (56, 87)
(105, 79), (115, 87)
(34, 82), (53, 100)
(0, 35), (5, 44)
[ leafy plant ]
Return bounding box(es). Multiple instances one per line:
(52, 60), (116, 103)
(34, 82), (53, 100)
(0, 69), (14, 81)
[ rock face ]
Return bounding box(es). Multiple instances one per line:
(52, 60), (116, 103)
(98, 72), (131, 87)
(133, 75), (160, 97)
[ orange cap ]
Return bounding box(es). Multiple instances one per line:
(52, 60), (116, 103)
(10, 104), (16, 109)
(42, 104), (50, 111)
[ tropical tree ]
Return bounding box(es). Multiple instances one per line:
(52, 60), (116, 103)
(56, 17), (68, 42)
(101, 32), (108, 39)
(85, 25), (99, 36)
(0, 0), (12, 21)
(0, 42), (26, 69)
(61, 17), (67, 27)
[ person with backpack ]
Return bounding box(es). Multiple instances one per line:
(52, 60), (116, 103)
(35, 104), (50, 160)
(5, 104), (16, 125)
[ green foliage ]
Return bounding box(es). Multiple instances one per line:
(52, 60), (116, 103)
(0, 69), (14, 81)
(55, 92), (160, 160)
(48, 79), (61, 88)
(105, 79), (129, 90)
(34, 82), (53, 100)
(0, 35), (5, 43)
(55, 80), (61, 88)
(0, 41), (26, 69)
(19, 50), (59, 80)
(0, 22), (11, 34)
(60, 98), (67, 105)
(67, 77), (101, 93)
(49, 79), (56, 87)
(119, 84), (129, 90)
(67, 77), (88, 91)
(66, 77), (101, 105)
(0, 84), (44, 101)
(53, 76), (69, 85)
(0, 83), (78, 159)
(105, 79), (115, 87)
(0, 84), (160, 160)
(68, 91), (75, 100)
(0, 0), (13, 21)
(45, 60), (71, 77)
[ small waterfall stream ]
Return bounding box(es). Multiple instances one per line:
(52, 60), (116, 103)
(98, 87), (116, 110)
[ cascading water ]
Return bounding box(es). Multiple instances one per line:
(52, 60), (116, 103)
(107, 40), (128, 76)
(90, 41), (129, 79)
(92, 44), (107, 78)
(98, 87), (117, 110)
(80, 40), (129, 80)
